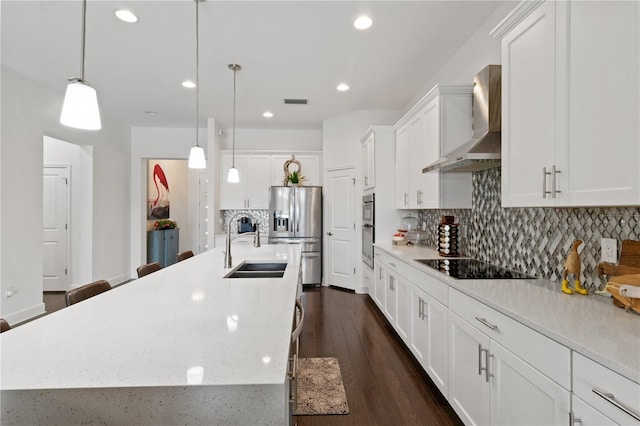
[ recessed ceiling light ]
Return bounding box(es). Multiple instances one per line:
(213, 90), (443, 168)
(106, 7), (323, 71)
(337, 83), (350, 92)
(263, 111), (274, 118)
(145, 111), (158, 116)
(115, 9), (138, 23)
(354, 16), (372, 30)
(182, 80), (196, 89)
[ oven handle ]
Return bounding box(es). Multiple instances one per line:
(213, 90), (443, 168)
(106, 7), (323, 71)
(363, 224), (374, 228)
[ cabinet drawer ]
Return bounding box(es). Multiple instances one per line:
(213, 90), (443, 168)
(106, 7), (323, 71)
(573, 352), (640, 425)
(409, 268), (448, 306)
(449, 288), (570, 389)
(376, 251), (411, 281)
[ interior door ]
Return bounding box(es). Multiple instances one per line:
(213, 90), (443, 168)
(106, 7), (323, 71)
(43, 166), (70, 291)
(325, 167), (355, 290)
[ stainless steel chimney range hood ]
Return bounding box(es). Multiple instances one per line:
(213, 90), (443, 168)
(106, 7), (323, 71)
(423, 65), (502, 173)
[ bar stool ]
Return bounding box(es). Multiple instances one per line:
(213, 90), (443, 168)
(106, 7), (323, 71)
(137, 262), (161, 278)
(65, 280), (112, 306)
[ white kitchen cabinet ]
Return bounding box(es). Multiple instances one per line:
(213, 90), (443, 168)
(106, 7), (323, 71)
(448, 288), (571, 426)
(220, 154), (270, 209)
(373, 253), (385, 310)
(394, 275), (411, 342)
(571, 396), (616, 426)
(395, 124), (409, 208)
(394, 85), (473, 210)
(495, 0), (640, 207)
(573, 352), (640, 425)
(270, 154), (322, 187)
(361, 133), (375, 191)
(411, 285), (448, 397)
(361, 127), (398, 244)
(383, 267), (396, 324)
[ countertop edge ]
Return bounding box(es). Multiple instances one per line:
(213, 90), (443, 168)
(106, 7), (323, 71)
(374, 243), (640, 384)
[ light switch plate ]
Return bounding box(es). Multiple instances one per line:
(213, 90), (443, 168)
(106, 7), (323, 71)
(601, 238), (617, 263)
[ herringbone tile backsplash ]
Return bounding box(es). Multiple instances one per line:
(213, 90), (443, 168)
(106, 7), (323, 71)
(418, 168), (640, 292)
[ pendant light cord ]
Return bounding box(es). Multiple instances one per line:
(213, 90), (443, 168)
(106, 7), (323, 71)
(80, 0), (87, 80)
(232, 66), (237, 168)
(195, 0), (200, 147)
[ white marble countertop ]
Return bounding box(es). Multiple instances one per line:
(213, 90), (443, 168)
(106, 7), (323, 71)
(1, 244), (300, 391)
(374, 242), (640, 384)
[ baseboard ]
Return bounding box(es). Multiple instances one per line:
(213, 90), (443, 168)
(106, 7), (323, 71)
(4, 302), (46, 326)
(355, 285), (369, 294)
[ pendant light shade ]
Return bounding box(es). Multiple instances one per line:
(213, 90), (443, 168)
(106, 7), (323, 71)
(189, 145), (206, 169)
(227, 167), (240, 183)
(227, 64), (242, 183)
(188, 0), (207, 169)
(60, 0), (101, 130)
(60, 78), (101, 130)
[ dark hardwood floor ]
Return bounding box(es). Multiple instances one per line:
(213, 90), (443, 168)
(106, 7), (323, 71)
(296, 286), (462, 426)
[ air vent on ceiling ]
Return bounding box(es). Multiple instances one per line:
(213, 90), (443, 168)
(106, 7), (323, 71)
(284, 98), (308, 105)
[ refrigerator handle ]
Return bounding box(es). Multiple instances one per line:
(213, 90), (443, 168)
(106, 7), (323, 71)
(289, 189), (295, 233)
(296, 191), (300, 233)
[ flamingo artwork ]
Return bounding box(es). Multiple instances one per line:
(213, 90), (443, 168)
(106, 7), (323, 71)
(148, 163), (170, 219)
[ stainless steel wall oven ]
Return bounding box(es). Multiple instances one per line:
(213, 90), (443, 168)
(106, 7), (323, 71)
(362, 193), (375, 268)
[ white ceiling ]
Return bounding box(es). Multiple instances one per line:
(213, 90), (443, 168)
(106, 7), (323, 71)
(1, 1), (504, 130)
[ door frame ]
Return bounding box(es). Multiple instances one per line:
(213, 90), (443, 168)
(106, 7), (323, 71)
(324, 164), (356, 290)
(43, 164), (71, 291)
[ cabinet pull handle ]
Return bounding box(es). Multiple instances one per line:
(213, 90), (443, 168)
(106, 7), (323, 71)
(543, 167), (550, 198)
(417, 190), (422, 204)
(404, 192), (408, 205)
(389, 262), (396, 268)
(570, 411), (582, 425)
(478, 344), (486, 376)
(551, 165), (561, 198)
(475, 316), (498, 331)
(592, 388), (640, 421)
(418, 297), (423, 319)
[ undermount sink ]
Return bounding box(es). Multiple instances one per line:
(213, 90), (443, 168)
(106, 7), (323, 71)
(224, 261), (287, 279)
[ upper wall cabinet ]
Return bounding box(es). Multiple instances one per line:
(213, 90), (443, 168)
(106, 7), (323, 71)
(394, 85), (473, 209)
(361, 132), (375, 191)
(220, 154), (271, 210)
(494, 0), (640, 207)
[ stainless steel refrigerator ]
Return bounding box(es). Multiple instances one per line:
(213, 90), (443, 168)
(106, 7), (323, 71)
(269, 186), (322, 285)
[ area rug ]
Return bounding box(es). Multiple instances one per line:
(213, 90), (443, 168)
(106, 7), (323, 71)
(294, 357), (350, 416)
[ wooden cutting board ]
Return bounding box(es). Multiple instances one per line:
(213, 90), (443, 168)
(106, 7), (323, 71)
(598, 240), (640, 313)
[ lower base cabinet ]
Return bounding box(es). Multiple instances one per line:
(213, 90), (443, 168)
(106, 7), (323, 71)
(571, 396), (616, 426)
(448, 310), (570, 425)
(411, 287), (448, 397)
(370, 249), (636, 426)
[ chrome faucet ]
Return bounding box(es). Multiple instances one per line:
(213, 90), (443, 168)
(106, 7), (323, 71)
(225, 213), (261, 268)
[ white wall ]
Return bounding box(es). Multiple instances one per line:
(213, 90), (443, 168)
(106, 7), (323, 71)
(130, 124), (223, 274)
(1, 66), (131, 324)
(221, 128), (322, 151)
(406, 1), (513, 111)
(43, 136), (93, 288)
(322, 109), (401, 292)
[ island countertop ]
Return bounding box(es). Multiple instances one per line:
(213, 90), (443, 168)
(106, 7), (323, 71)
(1, 244), (301, 425)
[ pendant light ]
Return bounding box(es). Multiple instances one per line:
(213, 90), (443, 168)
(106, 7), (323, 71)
(227, 64), (242, 183)
(60, 0), (101, 130)
(188, 0), (206, 169)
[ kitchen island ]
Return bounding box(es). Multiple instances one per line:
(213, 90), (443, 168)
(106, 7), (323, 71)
(1, 244), (301, 425)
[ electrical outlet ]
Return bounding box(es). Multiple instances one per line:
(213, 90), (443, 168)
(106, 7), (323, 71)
(601, 238), (617, 263)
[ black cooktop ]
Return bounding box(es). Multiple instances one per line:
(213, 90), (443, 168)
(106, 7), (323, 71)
(415, 258), (531, 280)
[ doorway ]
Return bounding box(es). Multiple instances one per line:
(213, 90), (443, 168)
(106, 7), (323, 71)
(42, 166), (70, 291)
(43, 135), (94, 290)
(325, 166), (356, 290)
